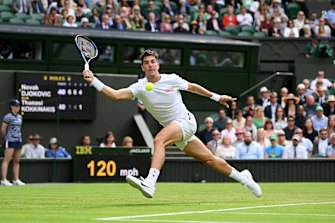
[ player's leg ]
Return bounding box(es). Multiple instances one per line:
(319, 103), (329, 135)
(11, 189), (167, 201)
(183, 137), (262, 197)
(1, 147), (14, 186)
(126, 122), (183, 198)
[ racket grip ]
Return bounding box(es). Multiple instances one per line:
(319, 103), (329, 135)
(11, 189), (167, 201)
(84, 64), (90, 78)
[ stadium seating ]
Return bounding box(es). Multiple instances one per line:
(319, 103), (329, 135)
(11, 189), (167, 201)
(25, 19), (41, 25)
(31, 13), (44, 22)
(9, 18), (25, 24)
(15, 13), (31, 21)
(0, 11), (14, 22)
(253, 32), (266, 37)
(287, 3), (301, 19)
(237, 31), (253, 37)
(0, 5), (11, 12)
(206, 30), (218, 36)
(225, 26), (238, 35)
(219, 30), (232, 37)
(241, 25), (255, 34)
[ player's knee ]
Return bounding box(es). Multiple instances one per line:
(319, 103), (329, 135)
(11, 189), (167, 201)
(153, 136), (166, 148)
(202, 155), (217, 167)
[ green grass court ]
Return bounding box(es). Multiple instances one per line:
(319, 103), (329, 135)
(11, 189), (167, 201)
(1, 183), (334, 223)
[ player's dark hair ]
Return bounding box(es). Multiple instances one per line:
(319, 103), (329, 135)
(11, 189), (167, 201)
(140, 50), (159, 64)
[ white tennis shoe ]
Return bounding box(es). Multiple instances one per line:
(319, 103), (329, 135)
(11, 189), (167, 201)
(1, 179), (13, 186)
(126, 175), (155, 198)
(241, 170), (262, 198)
(13, 179), (26, 186)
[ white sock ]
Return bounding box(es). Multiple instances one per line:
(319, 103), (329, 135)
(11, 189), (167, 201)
(229, 168), (248, 185)
(145, 168), (160, 186)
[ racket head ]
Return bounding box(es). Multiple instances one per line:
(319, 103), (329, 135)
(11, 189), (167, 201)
(74, 35), (98, 64)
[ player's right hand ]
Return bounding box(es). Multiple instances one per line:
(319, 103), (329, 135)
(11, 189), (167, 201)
(82, 70), (94, 83)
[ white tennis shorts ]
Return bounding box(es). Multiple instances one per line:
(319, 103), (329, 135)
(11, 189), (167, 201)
(172, 112), (197, 151)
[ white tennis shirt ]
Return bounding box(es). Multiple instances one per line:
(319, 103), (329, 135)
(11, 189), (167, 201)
(129, 74), (190, 127)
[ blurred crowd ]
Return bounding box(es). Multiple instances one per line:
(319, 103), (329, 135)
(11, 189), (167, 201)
(2, 0), (335, 38)
(198, 70), (335, 159)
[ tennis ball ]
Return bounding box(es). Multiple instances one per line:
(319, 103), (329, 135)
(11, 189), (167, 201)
(145, 82), (154, 91)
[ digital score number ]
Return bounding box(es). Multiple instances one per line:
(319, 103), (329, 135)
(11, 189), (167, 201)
(16, 72), (96, 120)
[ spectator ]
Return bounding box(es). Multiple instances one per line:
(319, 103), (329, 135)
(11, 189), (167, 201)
(96, 14), (112, 30)
(45, 137), (72, 158)
(309, 11), (319, 30)
(327, 115), (335, 137)
(145, 1), (161, 21)
(206, 10), (222, 32)
(324, 95), (335, 117)
(44, 7), (62, 26)
(111, 14), (129, 30)
(130, 5), (144, 20)
(264, 120), (275, 139)
(215, 135), (236, 159)
(236, 6), (253, 27)
(213, 108), (228, 131)
(302, 79), (314, 96)
(296, 84), (306, 105)
(235, 131), (263, 159)
(243, 95), (256, 118)
(100, 131), (116, 147)
(294, 128), (313, 157)
(197, 117), (214, 145)
(277, 129), (289, 147)
(233, 127), (244, 148)
(63, 13), (77, 27)
(189, 20), (200, 34)
(279, 14), (289, 33)
(80, 17), (90, 28)
(283, 134), (308, 159)
(1, 99), (25, 186)
(283, 93), (299, 117)
(206, 129), (221, 154)
(283, 19), (299, 37)
(312, 128), (329, 157)
(162, 0), (178, 22)
(222, 4), (238, 29)
(145, 12), (160, 32)
(325, 1), (335, 37)
(179, 0), (190, 22)
(232, 110), (246, 129)
(31, 0), (45, 15)
(256, 128), (271, 151)
(173, 14), (190, 31)
(326, 133), (335, 158)
(196, 13), (207, 34)
(269, 0), (285, 16)
(293, 11), (305, 31)
(300, 24), (312, 38)
(260, 14), (273, 34)
(221, 119), (236, 144)
(314, 86), (328, 106)
(265, 92), (280, 119)
(315, 17), (331, 38)
(122, 136), (134, 148)
(130, 15), (145, 31)
(160, 14), (174, 33)
(268, 18), (282, 37)
(227, 101), (238, 120)
(25, 133), (45, 158)
(13, 0), (33, 15)
(264, 135), (284, 158)
(89, 7), (101, 25)
(244, 115), (258, 140)
(302, 117), (318, 143)
(253, 106), (266, 129)
(279, 87), (289, 108)
(81, 135), (91, 146)
(283, 115), (297, 140)
(254, 5), (268, 31)
(21, 135), (32, 158)
(294, 105), (307, 129)
(304, 95), (317, 118)
(256, 86), (270, 108)
(310, 70), (333, 91)
(273, 107), (287, 130)
(311, 106), (329, 133)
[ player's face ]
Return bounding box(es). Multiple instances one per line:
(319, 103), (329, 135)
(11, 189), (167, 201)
(141, 55), (160, 78)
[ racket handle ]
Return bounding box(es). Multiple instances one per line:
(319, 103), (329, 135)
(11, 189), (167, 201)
(84, 63), (90, 78)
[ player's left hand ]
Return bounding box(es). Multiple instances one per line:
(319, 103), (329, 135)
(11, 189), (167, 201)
(219, 95), (236, 108)
(82, 70), (94, 84)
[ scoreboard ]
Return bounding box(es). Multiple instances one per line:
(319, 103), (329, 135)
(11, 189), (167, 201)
(16, 72), (96, 120)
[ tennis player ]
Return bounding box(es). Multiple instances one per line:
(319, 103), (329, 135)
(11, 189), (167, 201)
(82, 50), (262, 198)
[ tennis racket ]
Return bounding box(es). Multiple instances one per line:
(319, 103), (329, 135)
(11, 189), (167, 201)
(74, 35), (98, 78)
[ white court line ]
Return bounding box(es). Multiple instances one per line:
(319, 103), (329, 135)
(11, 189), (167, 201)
(221, 212), (335, 217)
(118, 220), (263, 223)
(96, 201), (335, 221)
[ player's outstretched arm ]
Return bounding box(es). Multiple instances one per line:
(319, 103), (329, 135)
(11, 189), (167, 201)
(82, 70), (133, 100)
(187, 82), (236, 108)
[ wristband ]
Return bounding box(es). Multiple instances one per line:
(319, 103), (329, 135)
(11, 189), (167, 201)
(210, 93), (221, 102)
(91, 77), (105, 92)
